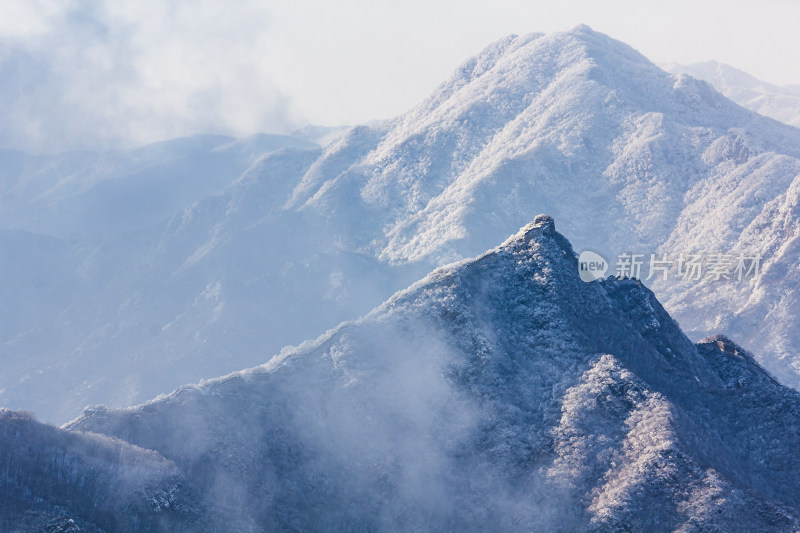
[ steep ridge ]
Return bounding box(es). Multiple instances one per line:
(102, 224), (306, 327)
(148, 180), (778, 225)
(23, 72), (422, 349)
(281, 27), (800, 390)
(64, 217), (800, 532)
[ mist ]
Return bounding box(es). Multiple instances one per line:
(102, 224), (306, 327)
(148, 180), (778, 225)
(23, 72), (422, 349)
(0, 1), (300, 153)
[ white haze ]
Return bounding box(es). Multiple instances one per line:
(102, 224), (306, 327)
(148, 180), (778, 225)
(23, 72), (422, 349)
(2, 0), (799, 153)
(0, 0), (299, 153)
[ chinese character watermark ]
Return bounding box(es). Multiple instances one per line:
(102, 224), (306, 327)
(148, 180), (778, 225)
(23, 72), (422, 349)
(577, 250), (762, 283)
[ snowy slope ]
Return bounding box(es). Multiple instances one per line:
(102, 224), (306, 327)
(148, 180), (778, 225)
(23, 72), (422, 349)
(654, 172), (800, 388)
(5, 25), (800, 421)
(288, 27), (800, 263)
(663, 61), (800, 128)
(62, 217), (800, 532)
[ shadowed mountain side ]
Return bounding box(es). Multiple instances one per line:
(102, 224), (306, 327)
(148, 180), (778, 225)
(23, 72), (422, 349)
(63, 217), (800, 532)
(0, 409), (201, 531)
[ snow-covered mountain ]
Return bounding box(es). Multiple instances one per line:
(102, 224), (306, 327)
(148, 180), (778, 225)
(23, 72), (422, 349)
(5, 25), (800, 422)
(663, 61), (800, 128)
(37, 217), (799, 531)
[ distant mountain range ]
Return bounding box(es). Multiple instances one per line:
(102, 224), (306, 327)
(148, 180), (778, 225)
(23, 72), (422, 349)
(4, 217), (800, 531)
(3, 25), (800, 426)
(0, 133), (317, 238)
(663, 60), (800, 128)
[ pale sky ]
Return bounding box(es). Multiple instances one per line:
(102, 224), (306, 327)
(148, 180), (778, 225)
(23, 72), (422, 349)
(1, 0), (798, 153)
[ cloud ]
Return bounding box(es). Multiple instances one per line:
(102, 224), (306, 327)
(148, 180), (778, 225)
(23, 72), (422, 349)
(0, 0), (302, 153)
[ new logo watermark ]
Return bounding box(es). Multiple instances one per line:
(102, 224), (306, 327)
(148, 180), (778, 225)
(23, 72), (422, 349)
(577, 250), (762, 283)
(578, 250), (608, 282)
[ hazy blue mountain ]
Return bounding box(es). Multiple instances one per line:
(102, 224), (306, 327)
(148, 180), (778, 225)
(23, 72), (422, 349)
(663, 60), (800, 128)
(0, 133), (317, 239)
(290, 124), (351, 146)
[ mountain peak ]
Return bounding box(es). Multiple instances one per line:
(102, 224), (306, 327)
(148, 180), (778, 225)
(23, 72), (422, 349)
(567, 22), (593, 33)
(501, 214), (576, 264)
(522, 213), (556, 240)
(699, 334), (747, 355)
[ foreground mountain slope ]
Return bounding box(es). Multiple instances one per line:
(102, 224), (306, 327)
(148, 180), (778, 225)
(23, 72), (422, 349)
(66, 217), (800, 532)
(0, 409), (199, 532)
(6, 25), (800, 421)
(663, 61), (800, 128)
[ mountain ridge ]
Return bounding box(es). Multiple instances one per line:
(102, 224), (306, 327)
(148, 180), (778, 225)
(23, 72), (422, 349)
(55, 215), (800, 531)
